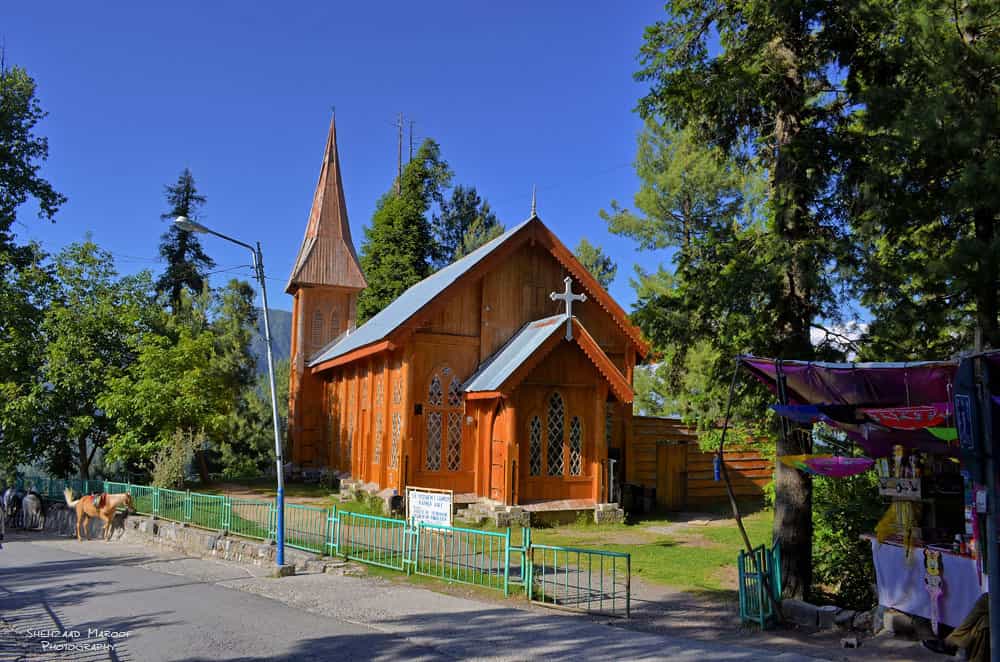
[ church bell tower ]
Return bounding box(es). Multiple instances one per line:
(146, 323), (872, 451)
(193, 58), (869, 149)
(286, 115), (366, 466)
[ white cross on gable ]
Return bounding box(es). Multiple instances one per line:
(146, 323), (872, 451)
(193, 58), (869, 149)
(550, 276), (586, 340)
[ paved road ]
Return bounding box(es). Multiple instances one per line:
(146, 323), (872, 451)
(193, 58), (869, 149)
(0, 533), (825, 661)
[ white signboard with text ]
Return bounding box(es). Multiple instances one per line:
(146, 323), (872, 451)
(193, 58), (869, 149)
(405, 487), (453, 527)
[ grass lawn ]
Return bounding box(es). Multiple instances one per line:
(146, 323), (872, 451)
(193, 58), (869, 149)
(524, 510), (773, 596)
(187, 477), (336, 500)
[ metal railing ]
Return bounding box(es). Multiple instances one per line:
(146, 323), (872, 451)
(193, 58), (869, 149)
(413, 522), (511, 594)
(528, 543), (631, 618)
(15, 472), (630, 612)
(738, 544), (782, 629)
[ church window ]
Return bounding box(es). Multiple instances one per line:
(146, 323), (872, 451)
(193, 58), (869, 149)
(373, 373), (384, 465)
(330, 306), (340, 339)
(529, 416), (542, 476)
(569, 416), (583, 476)
(425, 366), (462, 472)
(546, 392), (565, 476)
(428, 375), (443, 406)
(447, 411), (462, 471)
(361, 368), (369, 409)
(311, 310), (324, 348)
(389, 412), (401, 470)
(425, 412), (442, 471)
(392, 371), (403, 405)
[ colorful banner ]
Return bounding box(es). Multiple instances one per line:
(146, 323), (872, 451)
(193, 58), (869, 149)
(861, 403), (951, 430)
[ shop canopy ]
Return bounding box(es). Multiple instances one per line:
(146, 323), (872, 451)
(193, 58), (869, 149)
(739, 355), (959, 458)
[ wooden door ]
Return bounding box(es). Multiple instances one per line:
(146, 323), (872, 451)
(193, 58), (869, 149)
(413, 365), (475, 493)
(520, 389), (593, 503)
(656, 444), (687, 510)
(490, 438), (506, 502)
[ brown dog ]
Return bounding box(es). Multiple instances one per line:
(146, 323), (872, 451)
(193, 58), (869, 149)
(64, 488), (135, 542)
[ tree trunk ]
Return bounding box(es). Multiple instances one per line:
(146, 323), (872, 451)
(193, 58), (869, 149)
(195, 450), (210, 483)
(773, 427), (813, 599)
(769, 35), (816, 598)
(974, 207), (999, 348)
(78, 437), (90, 480)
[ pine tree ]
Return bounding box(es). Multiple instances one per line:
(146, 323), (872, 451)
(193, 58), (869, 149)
(357, 140), (452, 321)
(634, 3), (850, 596)
(157, 169), (215, 307)
(573, 238), (617, 290)
(455, 215), (505, 260)
(833, 0), (1000, 356)
(433, 185), (500, 266)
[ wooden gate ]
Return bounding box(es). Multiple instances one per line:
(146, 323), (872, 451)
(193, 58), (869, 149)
(655, 443), (687, 510)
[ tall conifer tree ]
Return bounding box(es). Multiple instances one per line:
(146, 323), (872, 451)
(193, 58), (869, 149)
(357, 139), (451, 321)
(634, 2), (850, 598)
(157, 169), (215, 307)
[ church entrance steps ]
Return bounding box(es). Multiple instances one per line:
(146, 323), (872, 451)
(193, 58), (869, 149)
(520, 499), (625, 526)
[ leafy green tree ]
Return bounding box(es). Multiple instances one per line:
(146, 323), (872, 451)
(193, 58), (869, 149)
(433, 185), (500, 266)
(357, 139), (452, 320)
(834, 0), (1000, 357)
(0, 244), (52, 474)
(630, 0), (853, 593)
(0, 57), (66, 264)
(0, 57), (65, 475)
(573, 238), (617, 290)
(157, 169), (215, 308)
(99, 280), (256, 469)
(34, 241), (156, 478)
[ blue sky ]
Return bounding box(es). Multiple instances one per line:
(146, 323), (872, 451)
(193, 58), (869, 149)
(6, 1), (668, 311)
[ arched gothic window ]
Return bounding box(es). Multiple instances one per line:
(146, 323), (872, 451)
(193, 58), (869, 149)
(330, 306), (340, 339)
(311, 309), (324, 348)
(546, 392), (565, 476)
(569, 416), (583, 476)
(528, 416), (543, 476)
(425, 366), (462, 472)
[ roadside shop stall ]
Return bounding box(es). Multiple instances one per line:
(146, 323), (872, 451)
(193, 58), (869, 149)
(739, 355), (999, 634)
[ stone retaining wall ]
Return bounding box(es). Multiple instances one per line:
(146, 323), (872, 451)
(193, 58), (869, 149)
(39, 501), (322, 573)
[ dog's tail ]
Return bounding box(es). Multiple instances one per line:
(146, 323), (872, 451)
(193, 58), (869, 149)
(64, 488), (80, 507)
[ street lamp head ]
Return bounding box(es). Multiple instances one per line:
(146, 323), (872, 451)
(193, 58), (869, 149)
(174, 215), (208, 233)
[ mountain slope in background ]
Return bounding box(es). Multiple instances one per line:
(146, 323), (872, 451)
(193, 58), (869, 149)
(252, 309), (292, 373)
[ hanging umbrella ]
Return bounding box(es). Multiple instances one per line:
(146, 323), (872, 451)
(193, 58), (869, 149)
(779, 454), (874, 478)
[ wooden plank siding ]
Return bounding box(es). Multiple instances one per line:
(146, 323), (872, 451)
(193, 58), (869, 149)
(630, 416), (773, 508)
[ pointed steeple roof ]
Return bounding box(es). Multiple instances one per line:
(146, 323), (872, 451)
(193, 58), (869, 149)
(286, 114), (367, 294)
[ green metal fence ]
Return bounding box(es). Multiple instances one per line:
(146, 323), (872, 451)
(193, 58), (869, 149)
(414, 522), (511, 594)
(15, 472), (630, 613)
(738, 544), (781, 629)
(528, 543), (631, 618)
(285, 503), (329, 554)
(335, 510), (410, 571)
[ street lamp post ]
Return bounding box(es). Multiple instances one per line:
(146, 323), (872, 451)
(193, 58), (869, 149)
(174, 216), (286, 567)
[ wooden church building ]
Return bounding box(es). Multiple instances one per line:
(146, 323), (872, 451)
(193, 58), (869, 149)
(287, 117), (649, 505)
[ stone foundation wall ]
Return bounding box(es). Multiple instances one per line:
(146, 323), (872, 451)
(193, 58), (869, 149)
(39, 501), (322, 572)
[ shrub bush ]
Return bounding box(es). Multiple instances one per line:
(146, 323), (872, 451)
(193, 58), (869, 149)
(812, 470), (884, 610)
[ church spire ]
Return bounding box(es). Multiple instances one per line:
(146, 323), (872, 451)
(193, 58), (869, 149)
(285, 114), (367, 294)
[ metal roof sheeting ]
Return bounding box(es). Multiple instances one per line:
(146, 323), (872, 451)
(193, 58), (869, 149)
(308, 217), (533, 367)
(462, 315), (564, 392)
